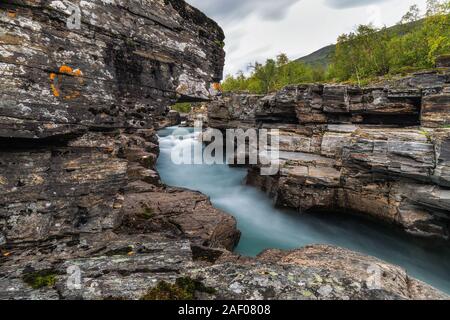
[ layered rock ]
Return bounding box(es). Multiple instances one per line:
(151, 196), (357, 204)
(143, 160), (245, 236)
(0, 1), (447, 300)
(0, 0), (241, 299)
(206, 245), (448, 300)
(0, 0), (228, 245)
(208, 69), (450, 240)
(1, 241), (447, 300)
(185, 103), (209, 126)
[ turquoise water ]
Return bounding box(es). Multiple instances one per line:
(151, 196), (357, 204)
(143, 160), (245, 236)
(157, 127), (450, 294)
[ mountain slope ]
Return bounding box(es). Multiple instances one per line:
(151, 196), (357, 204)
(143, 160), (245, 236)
(295, 20), (423, 68)
(295, 44), (335, 68)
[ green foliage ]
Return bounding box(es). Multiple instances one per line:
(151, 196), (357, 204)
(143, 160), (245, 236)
(330, 0), (450, 83)
(172, 103), (192, 113)
(214, 40), (225, 48)
(223, 1), (450, 92)
(222, 53), (325, 94)
(295, 45), (335, 68)
(141, 206), (154, 219)
(141, 277), (216, 300)
(330, 24), (392, 83)
(419, 130), (433, 142)
(23, 270), (57, 289)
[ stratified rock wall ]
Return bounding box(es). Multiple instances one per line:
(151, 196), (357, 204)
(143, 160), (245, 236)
(208, 69), (450, 240)
(0, 0), (242, 298)
(0, 1), (447, 301)
(0, 0), (230, 247)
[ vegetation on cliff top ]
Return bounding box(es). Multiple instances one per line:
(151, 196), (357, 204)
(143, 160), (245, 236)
(141, 277), (216, 300)
(22, 270), (57, 289)
(222, 0), (450, 93)
(172, 102), (193, 113)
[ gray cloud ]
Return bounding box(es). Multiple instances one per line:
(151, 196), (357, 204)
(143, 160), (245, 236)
(324, 0), (390, 9)
(187, 0), (301, 22)
(187, 0), (425, 75)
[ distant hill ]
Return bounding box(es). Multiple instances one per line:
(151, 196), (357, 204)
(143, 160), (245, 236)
(295, 44), (335, 68)
(295, 20), (423, 69)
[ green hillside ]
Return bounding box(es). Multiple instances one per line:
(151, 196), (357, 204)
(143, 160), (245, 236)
(295, 20), (423, 68)
(222, 2), (450, 94)
(295, 45), (335, 68)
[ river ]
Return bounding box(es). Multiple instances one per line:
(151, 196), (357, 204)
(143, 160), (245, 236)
(156, 126), (450, 294)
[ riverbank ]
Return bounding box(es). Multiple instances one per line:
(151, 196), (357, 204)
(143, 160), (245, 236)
(157, 127), (450, 295)
(205, 69), (450, 240)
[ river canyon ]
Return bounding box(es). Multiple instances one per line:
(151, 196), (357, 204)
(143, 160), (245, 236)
(157, 126), (450, 294)
(0, 0), (449, 300)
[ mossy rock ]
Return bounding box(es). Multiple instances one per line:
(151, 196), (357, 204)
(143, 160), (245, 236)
(140, 206), (154, 219)
(141, 277), (216, 300)
(214, 40), (225, 48)
(22, 269), (57, 289)
(171, 102), (193, 113)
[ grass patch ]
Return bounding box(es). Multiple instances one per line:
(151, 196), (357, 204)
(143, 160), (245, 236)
(171, 103), (192, 113)
(419, 130), (432, 142)
(22, 270), (57, 289)
(141, 277), (216, 300)
(214, 40), (225, 49)
(140, 206), (154, 220)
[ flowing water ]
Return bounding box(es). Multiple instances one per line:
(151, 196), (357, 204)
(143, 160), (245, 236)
(157, 127), (450, 294)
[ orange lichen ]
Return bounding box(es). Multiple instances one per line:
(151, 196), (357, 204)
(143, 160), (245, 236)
(49, 65), (84, 99)
(50, 86), (60, 97)
(105, 146), (115, 153)
(50, 73), (60, 97)
(59, 65), (73, 74)
(64, 91), (81, 100)
(7, 10), (17, 18)
(212, 82), (222, 92)
(72, 69), (83, 77)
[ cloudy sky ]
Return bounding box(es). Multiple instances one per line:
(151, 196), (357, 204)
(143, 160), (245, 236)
(186, 0), (428, 76)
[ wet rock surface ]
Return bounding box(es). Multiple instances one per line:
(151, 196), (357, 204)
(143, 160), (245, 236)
(208, 70), (450, 241)
(0, 1), (447, 300)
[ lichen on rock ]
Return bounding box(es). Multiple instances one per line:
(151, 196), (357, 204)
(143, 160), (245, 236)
(0, 0), (448, 301)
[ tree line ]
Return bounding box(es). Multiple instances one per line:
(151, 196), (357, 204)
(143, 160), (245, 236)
(222, 0), (450, 93)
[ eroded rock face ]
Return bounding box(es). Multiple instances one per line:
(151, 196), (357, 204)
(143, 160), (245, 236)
(1, 241), (447, 300)
(0, 0), (227, 246)
(0, 0), (240, 299)
(208, 70), (450, 240)
(189, 245), (448, 300)
(0, 1), (447, 301)
(121, 188), (241, 251)
(0, 233), (195, 300)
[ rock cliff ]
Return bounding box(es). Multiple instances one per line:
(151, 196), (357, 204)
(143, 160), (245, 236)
(208, 69), (450, 240)
(0, 1), (448, 300)
(0, 0), (239, 299)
